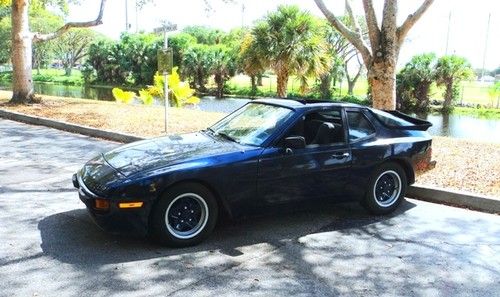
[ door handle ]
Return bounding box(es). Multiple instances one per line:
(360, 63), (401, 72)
(332, 152), (350, 159)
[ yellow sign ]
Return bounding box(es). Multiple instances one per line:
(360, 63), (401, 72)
(158, 48), (173, 74)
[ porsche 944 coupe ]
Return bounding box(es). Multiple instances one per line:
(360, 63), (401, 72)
(73, 99), (433, 247)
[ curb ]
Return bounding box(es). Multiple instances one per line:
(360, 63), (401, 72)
(1, 108), (499, 214)
(407, 184), (499, 214)
(0, 109), (144, 143)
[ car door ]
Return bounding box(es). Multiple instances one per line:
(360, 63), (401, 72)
(344, 107), (390, 197)
(257, 108), (352, 205)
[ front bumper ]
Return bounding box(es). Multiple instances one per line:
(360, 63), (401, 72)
(73, 173), (149, 236)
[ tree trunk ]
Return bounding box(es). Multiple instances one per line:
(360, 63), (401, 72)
(414, 82), (431, 112)
(276, 68), (289, 98)
(196, 68), (206, 92)
(367, 59), (396, 110)
(314, 0), (434, 111)
(64, 56), (73, 76)
(319, 73), (332, 99)
(345, 62), (362, 96)
(10, 0), (36, 104)
(214, 72), (224, 98)
(347, 80), (355, 95)
(250, 75), (257, 94)
(257, 74), (263, 86)
(442, 81), (454, 112)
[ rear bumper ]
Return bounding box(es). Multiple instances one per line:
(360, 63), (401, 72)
(413, 146), (436, 175)
(73, 173), (149, 236)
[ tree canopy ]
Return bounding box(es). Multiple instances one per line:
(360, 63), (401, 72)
(249, 5), (328, 98)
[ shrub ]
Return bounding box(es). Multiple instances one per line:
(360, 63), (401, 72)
(112, 67), (199, 107)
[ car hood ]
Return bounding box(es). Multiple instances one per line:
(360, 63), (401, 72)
(102, 132), (247, 177)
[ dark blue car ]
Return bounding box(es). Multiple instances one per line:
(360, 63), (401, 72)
(73, 99), (434, 247)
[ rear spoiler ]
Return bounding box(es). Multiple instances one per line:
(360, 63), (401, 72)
(383, 110), (432, 131)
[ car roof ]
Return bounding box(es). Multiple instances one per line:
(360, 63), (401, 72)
(252, 98), (364, 110)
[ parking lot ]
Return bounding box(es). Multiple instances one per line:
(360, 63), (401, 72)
(0, 118), (499, 297)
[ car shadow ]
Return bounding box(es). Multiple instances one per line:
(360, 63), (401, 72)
(38, 199), (417, 266)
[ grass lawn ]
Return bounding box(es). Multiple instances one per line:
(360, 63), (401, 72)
(0, 90), (499, 198)
(0, 69), (84, 86)
(227, 75), (498, 107)
(451, 106), (500, 119)
(430, 80), (497, 106)
(226, 74), (367, 98)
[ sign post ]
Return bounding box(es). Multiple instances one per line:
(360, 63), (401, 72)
(154, 21), (177, 133)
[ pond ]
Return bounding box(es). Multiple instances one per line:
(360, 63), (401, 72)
(416, 113), (500, 143)
(1, 81), (499, 142)
(0, 81), (117, 101)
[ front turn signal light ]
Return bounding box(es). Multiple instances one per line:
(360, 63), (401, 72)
(95, 199), (110, 210)
(118, 202), (144, 209)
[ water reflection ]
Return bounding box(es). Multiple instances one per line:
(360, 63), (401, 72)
(415, 112), (500, 143)
(0, 81), (127, 101)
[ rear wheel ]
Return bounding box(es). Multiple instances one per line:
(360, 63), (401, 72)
(150, 183), (218, 247)
(362, 162), (407, 215)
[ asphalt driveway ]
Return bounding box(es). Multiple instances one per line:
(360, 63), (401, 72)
(0, 118), (499, 297)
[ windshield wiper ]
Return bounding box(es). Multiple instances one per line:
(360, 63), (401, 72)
(216, 131), (238, 143)
(203, 127), (215, 134)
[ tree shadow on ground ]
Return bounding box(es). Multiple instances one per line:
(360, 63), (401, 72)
(37, 200), (416, 266)
(6, 199), (497, 296)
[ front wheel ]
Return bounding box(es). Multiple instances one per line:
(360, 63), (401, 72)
(150, 183), (218, 247)
(362, 162), (407, 215)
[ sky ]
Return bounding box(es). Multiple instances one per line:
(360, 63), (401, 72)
(68, 0), (500, 70)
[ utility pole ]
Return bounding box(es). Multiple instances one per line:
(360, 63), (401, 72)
(445, 11), (451, 55)
(480, 13), (491, 81)
(135, 0), (138, 33)
(125, 0), (129, 32)
(241, 3), (245, 28)
(164, 31), (168, 132)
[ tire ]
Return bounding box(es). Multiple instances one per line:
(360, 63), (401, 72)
(362, 162), (407, 215)
(149, 183), (218, 247)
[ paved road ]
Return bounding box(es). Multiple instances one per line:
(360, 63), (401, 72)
(0, 119), (499, 297)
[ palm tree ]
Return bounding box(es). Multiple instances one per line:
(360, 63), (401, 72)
(208, 44), (236, 98)
(238, 33), (266, 94)
(434, 55), (474, 112)
(397, 53), (437, 112)
(181, 44), (211, 92)
(251, 5), (328, 98)
(294, 33), (330, 96)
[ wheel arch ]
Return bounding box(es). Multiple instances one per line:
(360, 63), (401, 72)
(153, 178), (233, 220)
(384, 158), (415, 185)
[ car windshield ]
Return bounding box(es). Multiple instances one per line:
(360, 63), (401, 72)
(210, 103), (294, 146)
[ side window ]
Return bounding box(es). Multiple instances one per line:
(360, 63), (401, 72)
(347, 111), (376, 141)
(284, 109), (345, 146)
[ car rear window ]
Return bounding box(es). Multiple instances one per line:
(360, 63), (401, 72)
(370, 109), (413, 127)
(347, 111), (376, 141)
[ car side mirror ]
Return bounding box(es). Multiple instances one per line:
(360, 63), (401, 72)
(284, 136), (306, 150)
